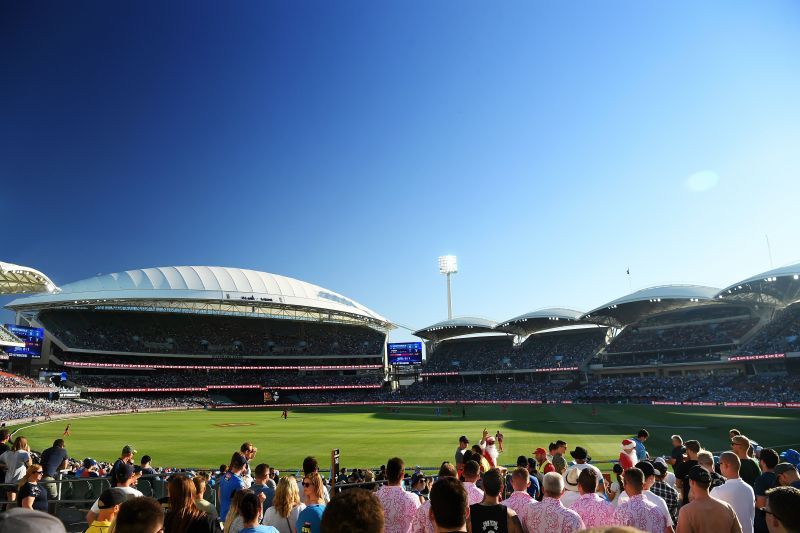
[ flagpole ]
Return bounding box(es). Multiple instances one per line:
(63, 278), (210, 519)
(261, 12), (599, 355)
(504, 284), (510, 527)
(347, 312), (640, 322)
(627, 267), (632, 292)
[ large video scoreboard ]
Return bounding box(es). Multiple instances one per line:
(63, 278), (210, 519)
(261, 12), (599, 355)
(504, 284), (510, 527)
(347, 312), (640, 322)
(387, 342), (423, 365)
(3, 325), (44, 357)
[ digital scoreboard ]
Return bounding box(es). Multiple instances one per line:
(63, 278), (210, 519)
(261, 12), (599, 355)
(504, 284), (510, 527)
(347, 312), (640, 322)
(3, 325), (44, 357)
(387, 342), (423, 365)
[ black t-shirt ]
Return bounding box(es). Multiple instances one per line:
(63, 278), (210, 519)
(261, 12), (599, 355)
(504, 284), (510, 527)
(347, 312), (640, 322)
(164, 511), (222, 533)
(671, 445), (685, 465)
(40, 446), (68, 477)
(18, 482), (48, 512)
(0, 442), (10, 456)
(470, 503), (509, 533)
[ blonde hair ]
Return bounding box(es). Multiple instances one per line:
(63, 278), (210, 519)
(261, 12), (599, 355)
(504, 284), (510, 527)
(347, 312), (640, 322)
(303, 472), (325, 502)
(223, 489), (250, 533)
(18, 464), (42, 489)
(274, 475), (301, 518)
(12, 436), (28, 452)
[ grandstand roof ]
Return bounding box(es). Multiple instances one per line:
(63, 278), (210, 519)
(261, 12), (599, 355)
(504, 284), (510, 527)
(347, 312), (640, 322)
(5, 266), (392, 329)
(717, 261), (800, 305)
(495, 307), (591, 336)
(0, 261), (57, 295)
(581, 284), (720, 327)
(413, 317), (499, 342)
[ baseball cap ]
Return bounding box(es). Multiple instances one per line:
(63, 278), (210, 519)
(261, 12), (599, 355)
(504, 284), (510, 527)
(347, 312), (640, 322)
(570, 447), (590, 461)
(410, 473), (427, 485)
(459, 436), (469, 443)
(688, 465), (712, 483)
(780, 449), (800, 466)
(122, 444), (137, 455)
(651, 459), (668, 477)
(635, 461), (655, 478)
(552, 455), (567, 472)
(83, 458), (97, 468)
(115, 463), (136, 482)
(774, 462), (798, 477)
(98, 488), (128, 509)
(0, 508), (66, 533)
(533, 447), (547, 455)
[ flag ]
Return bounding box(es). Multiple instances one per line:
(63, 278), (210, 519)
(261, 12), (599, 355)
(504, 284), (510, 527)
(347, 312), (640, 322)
(626, 268), (630, 275)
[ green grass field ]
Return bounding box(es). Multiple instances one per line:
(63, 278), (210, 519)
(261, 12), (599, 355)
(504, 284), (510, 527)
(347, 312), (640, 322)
(12, 404), (800, 473)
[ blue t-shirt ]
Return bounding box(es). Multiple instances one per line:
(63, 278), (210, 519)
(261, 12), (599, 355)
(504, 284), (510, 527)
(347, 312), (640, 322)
(252, 483), (275, 511)
(296, 503), (325, 533)
(526, 475), (541, 498)
(219, 472), (247, 521)
(631, 437), (647, 461)
(240, 527), (279, 533)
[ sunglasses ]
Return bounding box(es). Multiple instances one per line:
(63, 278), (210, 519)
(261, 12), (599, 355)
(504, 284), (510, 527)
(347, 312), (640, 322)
(302, 481), (311, 487)
(759, 507), (783, 522)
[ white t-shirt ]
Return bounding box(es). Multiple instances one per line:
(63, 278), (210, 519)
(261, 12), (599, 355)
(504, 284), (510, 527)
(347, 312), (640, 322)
(262, 503), (306, 533)
(609, 481), (622, 506)
(0, 450), (30, 483)
(618, 489), (674, 527)
(711, 478), (755, 533)
(560, 489), (581, 508)
(90, 486), (143, 513)
(665, 472), (676, 488)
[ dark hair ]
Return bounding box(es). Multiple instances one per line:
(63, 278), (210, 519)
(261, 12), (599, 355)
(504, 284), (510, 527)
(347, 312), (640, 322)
(164, 476), (202, 533)
(527, 457), (538, 472)
(765, 486), (800, 531)
(463, 460), (480, 479)
(321, 488), (385, 533)
(517, 455), (528, 467)
(482, 468), (503, 497)
(637, 429), (649, 438)
(761, 449), (780, 470)
(684, 440), (701, 454)
(549, 442), (559, 452)
(438, 462), (457, 478)
(238, 491), (261, 523)
(114, 497), (164, 533)
(0, 429), (9, 441)
(141, 455), (152, 464)
(471, 445), (483, 454)
(555, 440), (567, 447)
(430, 477), (468, 529)
(624, 467), (644, 492)
(386, 457), (404, 483)
(577, 468), (598, 494)
(229, 452), (246, 470)
(303, 456), (319, 475)
(613, 463), (624, 485)
(53, 439), (65, 448)
(255, 463), (269, 478)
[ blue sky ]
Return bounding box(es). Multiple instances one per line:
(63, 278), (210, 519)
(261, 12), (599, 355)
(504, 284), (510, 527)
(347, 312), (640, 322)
(2, 1), (800, 340)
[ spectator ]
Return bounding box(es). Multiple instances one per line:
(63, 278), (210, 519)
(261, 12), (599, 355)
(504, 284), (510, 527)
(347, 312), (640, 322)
(606, 464), (624, 507)
(649, 460), (679, 526)
(411, 462), (457, 533)
(238, 443), (257, 486)
(238, 491), (279, 533)
(0, 508), (67, 533)
(296, 472), (326, 533)
(521, 472), (584, 533)
(697, 451), (726, 492)
(732, 436), (762, 487)
(712, 452), (756, 533)
(17, 465), (47, 512)
(300, 457), (330, 504)
(164, 474), (222, 533)
(0, 435), (31, 504)
(469, 468), (523, 533)
(552, 455), (568, 476)
(525, 457), (541, 499)
(252, 464), (276, 512)
(612, 467), (668, 533)
(87, 463), (143, 524)
(409, 473), (429, 503)
(193, 473), (220, 520)
(570, 468), (614, 528)
(617, 462), (673, 532)
(139, 455), (157, 476)
(774, 463), (800, 489)
(763, 486), (800, 533)
(429, 477), (469, 533)
(668, 435), (684, 469)
(219, 453), (248, 522)
(85, 488), (127, 533)
(224, 489), (250, 533)
(632, 429), (649, 461)
(454, 436), (469, 474)
(321, 489), (384, 533)
(675, 440), (701, 504)
(375, 457), (420, 533)
(262, 475), (305, 533)
(534, 447), (553, 474)
(0, 429), (10, 455)
(462, 461), (484, 505)
(504, 467), (534, 517)
(561, 468), (582, 508)
(676, 465), (741, 533)
(114, 497), (165, 533)
(39, 439), (68, 500)
(755, 449), (781, 533)
(110, 445), (138, 487)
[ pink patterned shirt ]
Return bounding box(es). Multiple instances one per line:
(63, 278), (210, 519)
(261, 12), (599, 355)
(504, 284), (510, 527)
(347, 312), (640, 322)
(570, 493), (616, 528)
(521, 496), (585, 533)
(613, 494), (667, 533)
(464, 481), (485, 505)
(410, 500), (434, 533)
(504, 491), (534, 517)
(376, 484), (421, 533)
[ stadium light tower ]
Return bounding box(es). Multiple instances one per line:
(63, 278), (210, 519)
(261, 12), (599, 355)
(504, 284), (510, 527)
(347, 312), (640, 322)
(438, 255), (458, 320)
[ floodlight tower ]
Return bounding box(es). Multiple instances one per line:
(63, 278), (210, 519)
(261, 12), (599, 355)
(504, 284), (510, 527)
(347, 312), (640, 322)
(438, 255), (458, 319)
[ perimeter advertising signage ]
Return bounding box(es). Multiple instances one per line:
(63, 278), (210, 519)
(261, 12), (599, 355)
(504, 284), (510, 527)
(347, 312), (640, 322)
(3, 324), (44, 357)
(387, 342), (423, 365)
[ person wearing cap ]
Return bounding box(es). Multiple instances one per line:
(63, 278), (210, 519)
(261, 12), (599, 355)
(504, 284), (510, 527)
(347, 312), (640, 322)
(732, 435), (762, 487)
(650, 460), (679, 526)
(409, 473), (428, 503)
(763, 486), (800, 533)
(520, 472), (585, 533)
(613, 467), (669, 533)
(86, 463), (143, 524)
(780, 449), (800, 468)
(712, 452), (756, 533)
(455, 436), (469, 474)
(567, 447), (603, 490)
(534, 448), (554, 475)
(617, 461), (674, 532)
(774, 463), (800, 490)
(570, 468), (614, 528)
(755, 449), (781, 533)
(85, 488), (127, 533)
(677, 465), (742, 533)
(110, 444), (137, 487)
(0, 508), (67, 533)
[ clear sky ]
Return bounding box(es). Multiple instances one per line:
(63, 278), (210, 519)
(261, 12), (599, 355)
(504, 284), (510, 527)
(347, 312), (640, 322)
(2, 1), (800, 340)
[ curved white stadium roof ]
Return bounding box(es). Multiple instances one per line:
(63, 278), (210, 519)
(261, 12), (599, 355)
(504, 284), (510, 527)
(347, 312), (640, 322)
(717, 261), (800, 305)
(0, 261), (57, 295)
(6, 266), (390, 326)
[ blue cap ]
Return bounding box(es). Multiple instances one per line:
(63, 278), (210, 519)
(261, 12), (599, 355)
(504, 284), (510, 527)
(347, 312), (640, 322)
(780, 449), (800, 466)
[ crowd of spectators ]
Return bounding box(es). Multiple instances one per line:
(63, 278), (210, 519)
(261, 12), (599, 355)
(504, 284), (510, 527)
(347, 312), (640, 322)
(57, 352), (382, 369)
(40, 310), (385, 357)
(0, 325), (22, 345)
(86, 395), (206, 410)
(0, 372), (43, 389)
(607, 316), (759, 354)
(592, 351), (724, 368)
(738, 304), (800, 355)
(0, 397), (107, 422)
